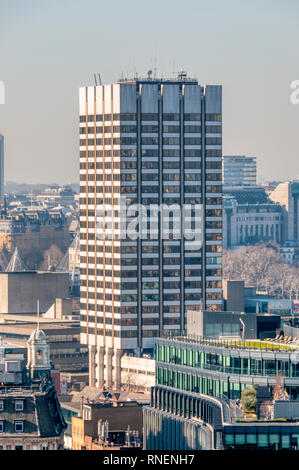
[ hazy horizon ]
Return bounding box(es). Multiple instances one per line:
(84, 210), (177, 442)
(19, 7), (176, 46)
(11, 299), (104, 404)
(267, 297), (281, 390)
(0, 0), (298, 184)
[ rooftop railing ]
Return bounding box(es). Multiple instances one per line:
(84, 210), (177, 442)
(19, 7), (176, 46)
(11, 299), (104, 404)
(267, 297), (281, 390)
(160, 331), (299, 352)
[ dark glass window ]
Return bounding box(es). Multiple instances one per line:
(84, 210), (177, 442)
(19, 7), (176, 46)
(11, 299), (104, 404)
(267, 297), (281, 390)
(163, 113), (179, 121)
(184, 113), (201, 121)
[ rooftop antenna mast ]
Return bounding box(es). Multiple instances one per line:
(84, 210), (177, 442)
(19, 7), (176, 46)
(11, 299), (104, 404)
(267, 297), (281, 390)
(154, 53), (157, 78)
(172, 59), (176, 78)
(29, 191), (34, 207)
(37, 299), (40, 331)
(133, 57), (137, 79)
(94, 74), (102, 86)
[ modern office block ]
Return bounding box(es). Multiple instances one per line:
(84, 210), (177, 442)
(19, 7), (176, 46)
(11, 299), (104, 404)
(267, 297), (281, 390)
(223, 155), (256, 187)
(143, 384), (299, 450)
(79, 74), (223, 388)
(154, 332), (299, 400)
(143, 331), (299, 450)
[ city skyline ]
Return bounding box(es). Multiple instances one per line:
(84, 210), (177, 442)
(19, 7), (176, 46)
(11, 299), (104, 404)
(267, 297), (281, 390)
(1, 0), (299, 455)
(0, 0), (298, 184)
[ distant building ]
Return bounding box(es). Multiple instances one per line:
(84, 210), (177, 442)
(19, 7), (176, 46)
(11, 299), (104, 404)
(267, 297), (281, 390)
(223, 279), (292, 316)
(36, 185), (77, 209)
(0, 312), (88, 374)
(222, 155), (257, 187)
(222, 279), (245, 312)
(280, 240), (299, 266)
(270, 180), (299, 243)
(0, 135), (4, 202)
(0, 331), (66, 450)
(244, 286), (293, 316)
(0, 207), (69, 268)
(222, 187), (282, 249)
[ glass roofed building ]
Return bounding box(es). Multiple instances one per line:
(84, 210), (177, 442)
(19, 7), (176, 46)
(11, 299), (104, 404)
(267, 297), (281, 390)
(143, 309), (299, 450)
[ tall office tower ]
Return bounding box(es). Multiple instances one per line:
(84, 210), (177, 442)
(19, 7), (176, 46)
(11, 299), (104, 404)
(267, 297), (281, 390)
(0, 135), (4, 201)
(79, 74), (223, 389)
(222, 155), (257, 187)
(270, 180), (299, 242)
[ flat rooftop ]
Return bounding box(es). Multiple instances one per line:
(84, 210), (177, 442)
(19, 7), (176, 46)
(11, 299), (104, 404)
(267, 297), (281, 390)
(118, 72), (198, 85)
(160, 333), (299, 352)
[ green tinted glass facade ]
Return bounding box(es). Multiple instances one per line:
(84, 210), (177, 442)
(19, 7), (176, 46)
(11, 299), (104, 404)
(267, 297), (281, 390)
(224, 425), (299, 450)
(143, 336), (299, 450)
(155, 339), (299, 400)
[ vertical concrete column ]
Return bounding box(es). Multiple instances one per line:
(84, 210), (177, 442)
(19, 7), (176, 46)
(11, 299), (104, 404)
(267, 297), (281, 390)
(114, 349), (123, 391)
(106, 348), (114, 390)
(96, 346), (105, 389)
(88, 344), (96, 387)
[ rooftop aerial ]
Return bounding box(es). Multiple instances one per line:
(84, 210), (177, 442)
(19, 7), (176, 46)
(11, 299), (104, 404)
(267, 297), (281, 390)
(117, 69), (198, 85)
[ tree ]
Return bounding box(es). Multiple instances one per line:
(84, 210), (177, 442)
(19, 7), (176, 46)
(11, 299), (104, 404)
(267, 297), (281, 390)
(22, 247), (43, 270)
(241, 385), (257, 413)
(273, 373), (289, 401)
(121, 370), (147, 392)
(39, 244), (64, 270)
(223, 243), (299, 299)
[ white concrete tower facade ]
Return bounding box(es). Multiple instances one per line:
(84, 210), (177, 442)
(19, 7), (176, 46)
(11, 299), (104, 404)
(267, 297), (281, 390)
(79, 76), (223, 388)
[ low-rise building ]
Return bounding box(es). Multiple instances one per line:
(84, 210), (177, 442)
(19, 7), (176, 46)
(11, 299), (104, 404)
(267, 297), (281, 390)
(0, 206), (69, 269)
(0, 314), (88, 374)
(120, 354), (155, 392)
(60, 387), (148, 450)
(244, 286), (293, 316)
(0, 329), (66, 450)
(0, 270), (69, 315)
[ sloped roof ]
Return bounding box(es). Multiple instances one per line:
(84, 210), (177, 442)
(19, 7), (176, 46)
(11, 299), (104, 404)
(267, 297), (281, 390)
(0, 382), (66, 438)
(71, 386), (150, 405)
(223, 187), (270, 204)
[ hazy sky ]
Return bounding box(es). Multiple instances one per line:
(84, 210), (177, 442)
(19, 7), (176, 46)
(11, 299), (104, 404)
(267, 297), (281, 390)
(0, 0), (298, 184)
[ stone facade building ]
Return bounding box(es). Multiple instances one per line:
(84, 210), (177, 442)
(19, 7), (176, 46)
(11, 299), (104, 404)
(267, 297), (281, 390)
(0, 329), (66, 450)
(0, 207), (69, 269)
(222, 187), (283, 249)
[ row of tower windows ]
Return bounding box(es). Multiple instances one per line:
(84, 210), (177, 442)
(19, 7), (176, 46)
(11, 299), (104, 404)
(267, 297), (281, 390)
(79, 113), (221, 123)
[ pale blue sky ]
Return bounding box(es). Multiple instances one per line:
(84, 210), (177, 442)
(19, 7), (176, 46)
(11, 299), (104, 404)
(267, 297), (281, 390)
(0, 0), (298, 183)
